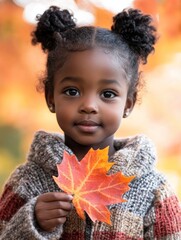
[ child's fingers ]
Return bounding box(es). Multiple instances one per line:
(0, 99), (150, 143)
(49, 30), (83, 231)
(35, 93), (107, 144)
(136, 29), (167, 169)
(35, 192), (73, 231)
(38, 208), (70, 221)
(35, 197), (72, 211)
(38, 192), (73, 202)
(38, 217), (67, 232)
(42, 200), (73, 211)
(35, 203), (71, 231)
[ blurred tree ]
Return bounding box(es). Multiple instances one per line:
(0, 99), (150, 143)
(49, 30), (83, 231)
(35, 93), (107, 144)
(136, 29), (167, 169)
(0, 125), (23, 160)
(0, 125), (23, 190)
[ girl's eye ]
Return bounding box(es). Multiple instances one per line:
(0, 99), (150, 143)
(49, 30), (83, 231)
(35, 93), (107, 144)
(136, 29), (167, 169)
(101, 91), (116, 99)
(64, 88), (80, 96)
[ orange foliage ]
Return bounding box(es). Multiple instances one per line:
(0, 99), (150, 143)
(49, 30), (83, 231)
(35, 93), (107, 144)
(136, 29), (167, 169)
(133, 0), (158, 17)
(53, 148), (134, 224)
(133, 0), (181, 38)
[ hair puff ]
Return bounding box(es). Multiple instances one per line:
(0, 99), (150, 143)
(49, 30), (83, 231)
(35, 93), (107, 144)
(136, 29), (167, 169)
(111, 8), (157, 63)
(31, 6), (76, 52)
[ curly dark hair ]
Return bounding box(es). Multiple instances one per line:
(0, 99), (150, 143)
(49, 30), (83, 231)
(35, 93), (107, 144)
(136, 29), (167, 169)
(31, 6), (157, 103)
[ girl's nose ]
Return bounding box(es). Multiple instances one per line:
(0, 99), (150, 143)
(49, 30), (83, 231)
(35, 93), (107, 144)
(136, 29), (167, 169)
(79, 96), (98, 114)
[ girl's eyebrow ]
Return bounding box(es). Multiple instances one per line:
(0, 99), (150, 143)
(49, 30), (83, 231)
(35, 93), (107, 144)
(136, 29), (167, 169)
(59, 77), (82, 84)
(100, 79), (122, 87)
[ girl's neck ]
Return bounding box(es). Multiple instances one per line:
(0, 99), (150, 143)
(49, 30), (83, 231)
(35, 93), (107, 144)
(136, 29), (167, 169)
(64, 136), (116, 161)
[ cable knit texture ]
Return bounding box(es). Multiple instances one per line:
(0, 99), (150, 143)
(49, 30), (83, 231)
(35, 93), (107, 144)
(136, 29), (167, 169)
(0, 130), (181, 239)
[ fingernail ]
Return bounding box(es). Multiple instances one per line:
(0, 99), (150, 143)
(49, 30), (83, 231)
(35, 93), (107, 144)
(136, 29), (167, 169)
(68, 195), (73, 201)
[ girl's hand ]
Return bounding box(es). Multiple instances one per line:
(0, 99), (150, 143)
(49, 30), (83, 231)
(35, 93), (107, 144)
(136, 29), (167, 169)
(35, 192), (73, 232)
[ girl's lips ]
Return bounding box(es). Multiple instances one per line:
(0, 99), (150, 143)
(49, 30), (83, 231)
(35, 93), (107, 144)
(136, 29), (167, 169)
(75, 125), (99, 133)
(74, 120), (100, 133)
(75, 120), (99, 126)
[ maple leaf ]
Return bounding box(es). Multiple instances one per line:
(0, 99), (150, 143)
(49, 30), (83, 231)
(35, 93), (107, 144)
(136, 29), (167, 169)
(53, 147), (134, 225)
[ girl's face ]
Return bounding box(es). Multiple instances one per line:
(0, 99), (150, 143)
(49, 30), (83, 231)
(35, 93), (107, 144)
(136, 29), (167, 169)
(49, 48), (134, 151)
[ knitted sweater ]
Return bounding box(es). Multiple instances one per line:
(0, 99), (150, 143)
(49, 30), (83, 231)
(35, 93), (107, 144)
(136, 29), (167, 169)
(0, 131), (181, 240)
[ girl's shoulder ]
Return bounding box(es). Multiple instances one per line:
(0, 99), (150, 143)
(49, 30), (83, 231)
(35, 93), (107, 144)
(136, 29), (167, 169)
(114, 134), (156, 154)
(27, 130), (72, 173)
(112, 134), (157, 178)
(113, 134), (179, 205)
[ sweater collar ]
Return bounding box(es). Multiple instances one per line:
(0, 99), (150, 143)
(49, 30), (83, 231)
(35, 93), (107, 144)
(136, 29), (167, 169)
(27, 130), (157, 178)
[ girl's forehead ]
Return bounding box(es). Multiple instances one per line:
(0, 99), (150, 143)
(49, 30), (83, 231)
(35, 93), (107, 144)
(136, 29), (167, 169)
(54, 48), (127, 85)
(58, 48), (121, 72)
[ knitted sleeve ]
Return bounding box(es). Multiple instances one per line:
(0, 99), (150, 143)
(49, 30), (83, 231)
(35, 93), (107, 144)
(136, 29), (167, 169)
(144, 179), (181, 239)
(0, 163), (63, 240)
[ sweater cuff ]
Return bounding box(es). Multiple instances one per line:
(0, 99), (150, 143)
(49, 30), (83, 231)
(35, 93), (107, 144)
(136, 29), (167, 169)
(1, 197), (63, 240)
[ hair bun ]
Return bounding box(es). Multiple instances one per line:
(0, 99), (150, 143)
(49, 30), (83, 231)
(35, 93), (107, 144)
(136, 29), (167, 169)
(111, 8), (157, 63)
(31, 6), (76, 52)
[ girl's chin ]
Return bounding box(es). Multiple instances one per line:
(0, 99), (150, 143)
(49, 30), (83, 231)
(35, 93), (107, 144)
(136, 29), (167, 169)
(66, 137), (102, 148)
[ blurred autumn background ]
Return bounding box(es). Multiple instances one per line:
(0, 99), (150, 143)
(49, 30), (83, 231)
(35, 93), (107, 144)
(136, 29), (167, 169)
(0, 0), (181, 199)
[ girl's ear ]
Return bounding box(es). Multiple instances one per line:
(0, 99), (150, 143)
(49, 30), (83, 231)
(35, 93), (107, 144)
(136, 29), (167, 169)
(45, 91), (55, 113)
(123, 94), (136, 118)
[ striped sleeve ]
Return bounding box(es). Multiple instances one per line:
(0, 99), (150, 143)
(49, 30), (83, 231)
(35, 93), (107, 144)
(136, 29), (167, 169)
(0, 165), (63, 240)
(144, 181), (181, 239)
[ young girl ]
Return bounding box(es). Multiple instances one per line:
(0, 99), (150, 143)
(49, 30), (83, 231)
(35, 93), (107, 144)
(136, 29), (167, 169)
(0, 6), (180, 240)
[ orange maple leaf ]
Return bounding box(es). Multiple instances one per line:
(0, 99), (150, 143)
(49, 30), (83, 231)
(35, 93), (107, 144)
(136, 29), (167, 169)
(53, 147), (134, 225)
